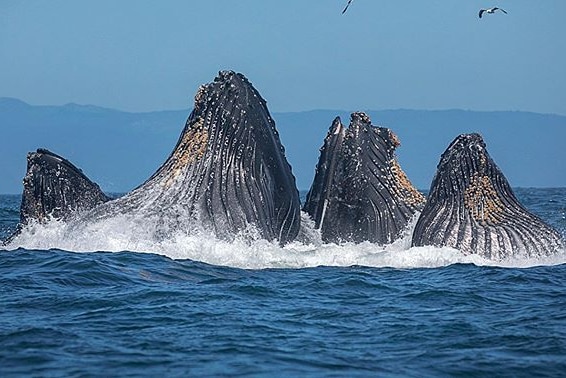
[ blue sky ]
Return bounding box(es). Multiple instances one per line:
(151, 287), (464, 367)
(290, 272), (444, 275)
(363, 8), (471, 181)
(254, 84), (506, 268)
(1, 0), (565, 115)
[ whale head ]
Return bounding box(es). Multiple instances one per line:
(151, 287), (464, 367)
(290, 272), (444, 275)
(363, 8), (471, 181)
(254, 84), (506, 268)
(304, 112), (424, 244)
(89, 71), (301, 244)
(412, 133), (564, 259)
(20, 148), (110, 225)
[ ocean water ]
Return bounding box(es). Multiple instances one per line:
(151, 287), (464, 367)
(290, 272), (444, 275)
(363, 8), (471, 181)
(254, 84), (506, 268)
(1, 189), (565, 376)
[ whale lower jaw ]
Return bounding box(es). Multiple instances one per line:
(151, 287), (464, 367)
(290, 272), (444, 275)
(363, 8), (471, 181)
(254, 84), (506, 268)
(411, 195), (564, 259)
(411, 133), (564, 259)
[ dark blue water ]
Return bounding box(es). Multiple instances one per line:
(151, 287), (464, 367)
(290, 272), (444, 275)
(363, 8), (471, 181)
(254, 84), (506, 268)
(1, 189), (566, 376)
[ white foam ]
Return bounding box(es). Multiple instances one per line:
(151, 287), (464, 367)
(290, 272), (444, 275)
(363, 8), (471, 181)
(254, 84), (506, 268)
(3, 214), (565, 270)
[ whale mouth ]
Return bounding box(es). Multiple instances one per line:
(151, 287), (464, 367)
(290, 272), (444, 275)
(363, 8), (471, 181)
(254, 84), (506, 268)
(71, 71), (301, 245)
(412, 133), (564, 259)
(304, 112), (424, 244)
(20, 149), (110, 226)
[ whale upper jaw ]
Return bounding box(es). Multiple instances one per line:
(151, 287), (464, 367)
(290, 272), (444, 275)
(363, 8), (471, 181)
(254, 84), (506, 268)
(412, 133), (564, 259)
(304, 112), (424, 245)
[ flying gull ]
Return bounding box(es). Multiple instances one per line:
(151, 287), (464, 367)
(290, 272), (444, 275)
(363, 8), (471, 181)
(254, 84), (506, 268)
(479, 7), (507, 18)
(342, 0), (354, 14)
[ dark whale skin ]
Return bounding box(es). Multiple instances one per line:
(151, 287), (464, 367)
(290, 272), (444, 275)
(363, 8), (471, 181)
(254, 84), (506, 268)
(19, 148), (111, 225)
(411, 133), (564, 259)
(85, 71), (301, 244)
(304, 112), (425, 244)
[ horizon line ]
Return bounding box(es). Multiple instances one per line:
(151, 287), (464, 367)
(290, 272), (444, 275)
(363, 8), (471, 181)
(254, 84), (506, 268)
(1, 96), (565, 118)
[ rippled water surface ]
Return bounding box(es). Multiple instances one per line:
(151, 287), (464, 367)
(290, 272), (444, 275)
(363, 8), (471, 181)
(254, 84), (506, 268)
(1, 189), (565, 376)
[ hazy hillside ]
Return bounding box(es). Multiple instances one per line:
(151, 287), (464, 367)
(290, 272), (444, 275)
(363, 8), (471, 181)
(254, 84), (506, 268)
(0, 98), (186, 194)
(1, 98), (565, 194)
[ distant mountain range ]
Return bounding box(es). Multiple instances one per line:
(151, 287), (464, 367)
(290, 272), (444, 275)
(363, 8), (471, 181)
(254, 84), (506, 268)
(1, 97), (565, 194)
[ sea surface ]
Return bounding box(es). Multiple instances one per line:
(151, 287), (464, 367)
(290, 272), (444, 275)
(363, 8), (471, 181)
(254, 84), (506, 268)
(1, 189), (565, 377)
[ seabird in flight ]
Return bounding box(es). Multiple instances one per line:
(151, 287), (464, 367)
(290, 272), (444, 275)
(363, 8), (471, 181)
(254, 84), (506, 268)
(479, 7), (507, 18)
(342, 0), (354, 14)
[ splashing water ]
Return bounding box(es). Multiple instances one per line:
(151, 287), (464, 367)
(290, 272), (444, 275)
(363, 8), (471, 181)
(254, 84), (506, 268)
(5, 209), (565, 270)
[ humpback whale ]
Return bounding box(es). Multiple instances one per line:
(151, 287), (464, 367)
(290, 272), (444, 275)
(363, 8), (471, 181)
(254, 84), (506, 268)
(2, 148), (111, 244)
(58, 71), (301, 245)
(303, 112), (425, 244)
(10, 73), (561, 260)
(19, 148), (111, 225)
(412, 133), (563, 259)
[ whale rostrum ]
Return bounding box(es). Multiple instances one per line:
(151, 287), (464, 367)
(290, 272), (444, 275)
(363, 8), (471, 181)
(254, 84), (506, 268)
(303, 112), (425, 244)
(411, 133), (564, 258)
